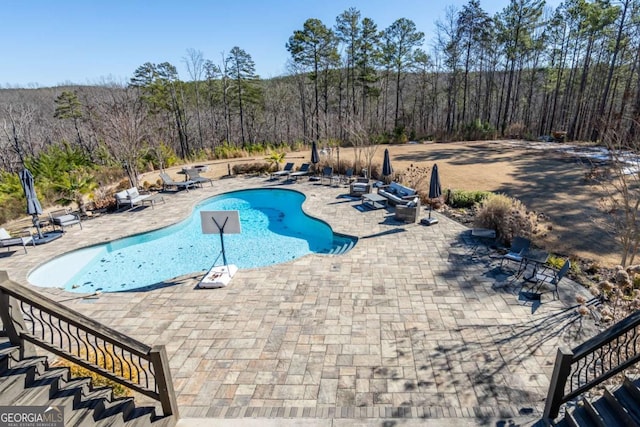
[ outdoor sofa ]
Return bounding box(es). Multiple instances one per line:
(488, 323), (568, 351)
(115, 187), (150, 210)
(377, 182), (419, 206)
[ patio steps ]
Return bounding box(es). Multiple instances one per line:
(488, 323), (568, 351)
(554, 375), (640, 427)
(0, 340), (175, 427)
(328, 240), (355, 255)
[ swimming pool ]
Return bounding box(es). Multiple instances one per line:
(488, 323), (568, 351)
(28, 188), (356, 293)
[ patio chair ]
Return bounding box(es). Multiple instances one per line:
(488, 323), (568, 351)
(395, 197), (421, 223)
(289, 163), (311, 181)
(159, 172), (197, 192)
(531, 259), (570, 300)
(341, 168), (355, 185)
(320, 166), (339, 186)
(349, 177), (370, 197)
(500, 236), (531, 273)
(185, 168), (214, 187)
(270, 162), (295, 179)
(49, 208), (82, 231)
(0, 227), (34, 254)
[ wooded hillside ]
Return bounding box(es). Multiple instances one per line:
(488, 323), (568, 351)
(1, 0), (639, 175)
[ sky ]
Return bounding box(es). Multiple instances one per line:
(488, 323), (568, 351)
(2, 0), (562, 88)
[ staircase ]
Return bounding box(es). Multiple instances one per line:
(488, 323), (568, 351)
(0, 341), (173, 427)
(554, 376), (640, 426)
(0, 270), (178, 427)
(544, 309), (640, 426)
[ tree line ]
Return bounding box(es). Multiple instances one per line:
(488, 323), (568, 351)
(2, 0), (640, 179)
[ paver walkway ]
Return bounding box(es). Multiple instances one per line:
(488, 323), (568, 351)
(0, 175), (598, 425)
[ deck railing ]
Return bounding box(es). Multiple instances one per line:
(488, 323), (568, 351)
(0, 271), (178, 420)
(543, 309), (640, 420)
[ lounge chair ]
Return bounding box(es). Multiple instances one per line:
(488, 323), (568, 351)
(532, 259), (570, 300)
(320, 166), (339, 186)
(49, 208), (82, 231)
(500, 236), (531, 273)
(159, 172), (197, 192)
(185, 168), (214, 187)
(0, 227), (34, 254)
(289, 163), (311, 181)
(270, 162), (295, 179)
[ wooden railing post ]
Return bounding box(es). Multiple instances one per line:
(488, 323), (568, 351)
(0, 272), (35, 358)
(543, 346), (574, 421)
(150, 345), (179, 419)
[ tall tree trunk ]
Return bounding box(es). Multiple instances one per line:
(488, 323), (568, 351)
(593, 0), (630, 141)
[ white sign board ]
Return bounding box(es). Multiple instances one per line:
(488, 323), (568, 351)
(200, 211), (241, 234)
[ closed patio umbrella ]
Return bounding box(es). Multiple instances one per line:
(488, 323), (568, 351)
(423, 163), (442, 225)
(382, 148), (393, 183)
(311, 140), (320, 165)
(19, 168), (43, 238)
(310, 140), (320, 178)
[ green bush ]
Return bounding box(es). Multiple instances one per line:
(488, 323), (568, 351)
(462, 119), (496, 141)
(447, 190), (492, 208)
(214, 143), (245, 159)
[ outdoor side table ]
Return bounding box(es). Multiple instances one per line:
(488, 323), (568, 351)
(521, 249), (550, 281)
(470, 228), (496, 257)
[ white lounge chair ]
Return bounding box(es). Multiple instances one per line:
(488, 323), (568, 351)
(0, 227), (34, 254)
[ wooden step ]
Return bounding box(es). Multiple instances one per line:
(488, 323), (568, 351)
(565, 404), (594, 427)
(589, 396), (627, 426)
(603, 387), (640, 426)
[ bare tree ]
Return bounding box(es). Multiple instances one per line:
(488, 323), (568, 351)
(597, 122), (640, 266)
(0, 103), (37, 169)
(184, 48), (205, 150)
(91, 87), (150, 188)
(343, 115), (377, 177)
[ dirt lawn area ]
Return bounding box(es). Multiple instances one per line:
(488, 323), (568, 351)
(148, 139), (617, 268)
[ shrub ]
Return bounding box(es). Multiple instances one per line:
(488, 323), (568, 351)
(214, 143), (245, 159)
(392, 126), (408, 143)
(447, 190), (491, 208)
(462, 119), (496, 141)
(474, 193), (539, 245)
(505, 122), (527, 139)
(232, 162), (271, 175)
(51, 343), (138, 398)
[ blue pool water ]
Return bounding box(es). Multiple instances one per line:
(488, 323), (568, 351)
(29, 188), (356, 293)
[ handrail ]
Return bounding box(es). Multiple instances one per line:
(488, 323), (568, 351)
(543, 309), (640, 420)
(0, 271), (178, 420)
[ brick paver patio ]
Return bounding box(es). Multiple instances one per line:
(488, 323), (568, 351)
(0, 175), (598, 424)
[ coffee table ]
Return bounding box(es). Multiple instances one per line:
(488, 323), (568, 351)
(141, 194), (166, 209)
(362, 193), (388, 210)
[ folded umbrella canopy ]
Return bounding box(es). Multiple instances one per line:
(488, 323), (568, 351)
(311, 140), (320, 165)
(19, 168), (44, 238)
(423, 163), (442, 225)
(382, 148), (393, 183)
(310, 140), (320, 178)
